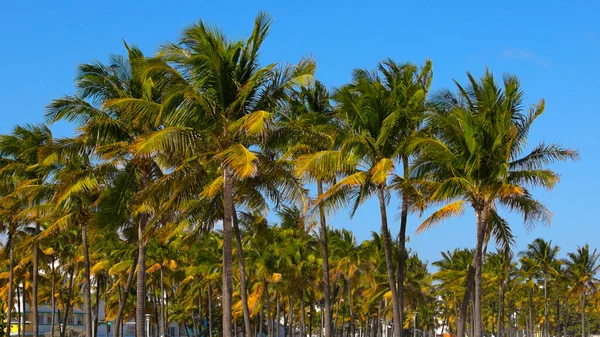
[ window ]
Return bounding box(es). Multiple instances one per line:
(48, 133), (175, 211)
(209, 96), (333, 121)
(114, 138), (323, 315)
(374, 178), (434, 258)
(169, 327), (177, 337)
(76, 314), (83, 325)
(47, 314), (52, 324)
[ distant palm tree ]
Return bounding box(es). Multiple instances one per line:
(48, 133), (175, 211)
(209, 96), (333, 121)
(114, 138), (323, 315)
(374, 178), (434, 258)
(0, 124), (53, 337)
(564, 244), (600, 337)
(414, 71), (578, 337)
(520, 238), (560, 337)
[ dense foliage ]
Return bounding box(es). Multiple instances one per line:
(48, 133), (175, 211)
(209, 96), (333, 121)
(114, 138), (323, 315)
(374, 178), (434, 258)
(0, 12), (586, 337)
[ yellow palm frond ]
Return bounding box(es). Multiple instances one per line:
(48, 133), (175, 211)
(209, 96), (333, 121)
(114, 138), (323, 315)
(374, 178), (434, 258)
(416, 200), (465, 235)
(217, 144), (258, 178)
(370, 158), (394, 185)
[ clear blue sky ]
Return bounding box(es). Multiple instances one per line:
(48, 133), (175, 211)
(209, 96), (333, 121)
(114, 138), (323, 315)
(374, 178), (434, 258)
(1, 0), (598, 265)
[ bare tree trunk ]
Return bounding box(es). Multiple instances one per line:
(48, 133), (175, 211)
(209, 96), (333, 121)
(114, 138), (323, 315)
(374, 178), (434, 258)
(16, 283), (21, 337)
(159, 270), (165, 337)
(276, 293), (280, 337)
(317, 181), (333, 337)
(288, 295), (294, 337)
(222, 168), (234, 337)
(377, 301), (382, 337)
(529, 288), (534, 337)
(377, 186), (402, 337)
(231, 202), (252, 337)
(115, 253), (137, 337)
(348, 284), (355, 337)
(94, 276), (101, 337)
(265, 283), (272, 337)
(6, 232), (14, 337)
(457, 265), (475, 337)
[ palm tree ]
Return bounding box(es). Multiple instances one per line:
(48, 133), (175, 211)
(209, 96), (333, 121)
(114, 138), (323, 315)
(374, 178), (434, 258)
(0, 124), (54, 337)
(46, 43), (169, 337)
(564, 245), (600, 337)
(413, 71), (578, 337)
(118, 13), (314, 337)
(520, 238), (560, 337)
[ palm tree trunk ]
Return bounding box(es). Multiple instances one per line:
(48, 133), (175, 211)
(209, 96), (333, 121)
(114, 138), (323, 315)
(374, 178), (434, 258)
(6, 231), (14, 337)
(16, 284), (21, 337)
(32, 222), (39, 337)
(94, 276), (101, 337)
(581, 292), (585, 337)
(137, 214), (149, 337)
(473, 208), (487, 337)
(348, 284), (355, 337)
(497, 283), (504, 337)
(61, 265), (75, 337)
(317, 181), (333, 337)
(82, 221), (93, 337)
(543, 276), (548, 337)
(287, 295), (294, 337)
(222, 168), (234, 337)
(377, 186), (402, 337)
(115, 253), (138, 337)
(159, 269), (165, 337)
(300, 291), (306, 337)
(397, 158), (410, 337)
(265, 283), (272, 337)
(457, 265), (475, 337)
(529, 288), (534, 337)
(208, 283), (213, 337)
(51, 260), (56, 337)
(231, 202), (252, 337)
(377, 299), (382, 337)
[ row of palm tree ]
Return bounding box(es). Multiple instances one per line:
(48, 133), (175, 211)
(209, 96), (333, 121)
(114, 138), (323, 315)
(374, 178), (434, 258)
(0, 11), (579, 337)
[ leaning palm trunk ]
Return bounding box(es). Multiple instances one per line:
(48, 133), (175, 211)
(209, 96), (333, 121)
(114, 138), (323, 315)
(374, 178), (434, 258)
(6, 232), (14, 337)
(82, 221), (93, 337)
(222, 168), (235, 337)
(377, 186), (402, 337)
(232, 202), (252, 337)
(115, 253), (137, 337)
(317, 181), (333, 337)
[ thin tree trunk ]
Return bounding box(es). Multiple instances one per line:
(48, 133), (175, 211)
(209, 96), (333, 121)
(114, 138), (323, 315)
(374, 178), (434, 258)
(497, 283), (504, 337)
(61, 265), (76, 337)
(222, 168), (234, 337)
(231, 202), (252, 337)
(276, 293), (280, 337)
(265, 283), (272, 337)
(82, 222), (93, 337)
(6, 231), (14, 337)
(377, 186), (402, 337)
(137, 212), (149, 337)
(159, 269), (165, 337)
(529, 288), (534, 337)
(288, 295), (294, 337)
(581, 293), (585, 337)
(348, 284), (355, 337)
(260, 308), (264, 337)
(115, 253), (137, 337)
(456, 265), (475, 337)
(32, 222), (40, 337)
(397, 158), (410, 337)
(317, 181), (333, 337)
(300, 291), (306, 337)
(543, 276), (548, 337)
(473, 208), (487, 337)
(94, 276), (101, 337)
(198, 288), (202, 337)
(208, 283), (213, 337)
(377, 301), (382, 337)
(51, 260), (56, 337)
(16, 283), (21, 337)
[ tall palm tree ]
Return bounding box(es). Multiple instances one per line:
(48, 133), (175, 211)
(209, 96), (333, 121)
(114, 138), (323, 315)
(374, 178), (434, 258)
(564, 244), (600, 337)
(520, 238), (560, 337)
(118, 13), (314, 337)
(46, 43), (169, 337)
(413, 71), (578, 337)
